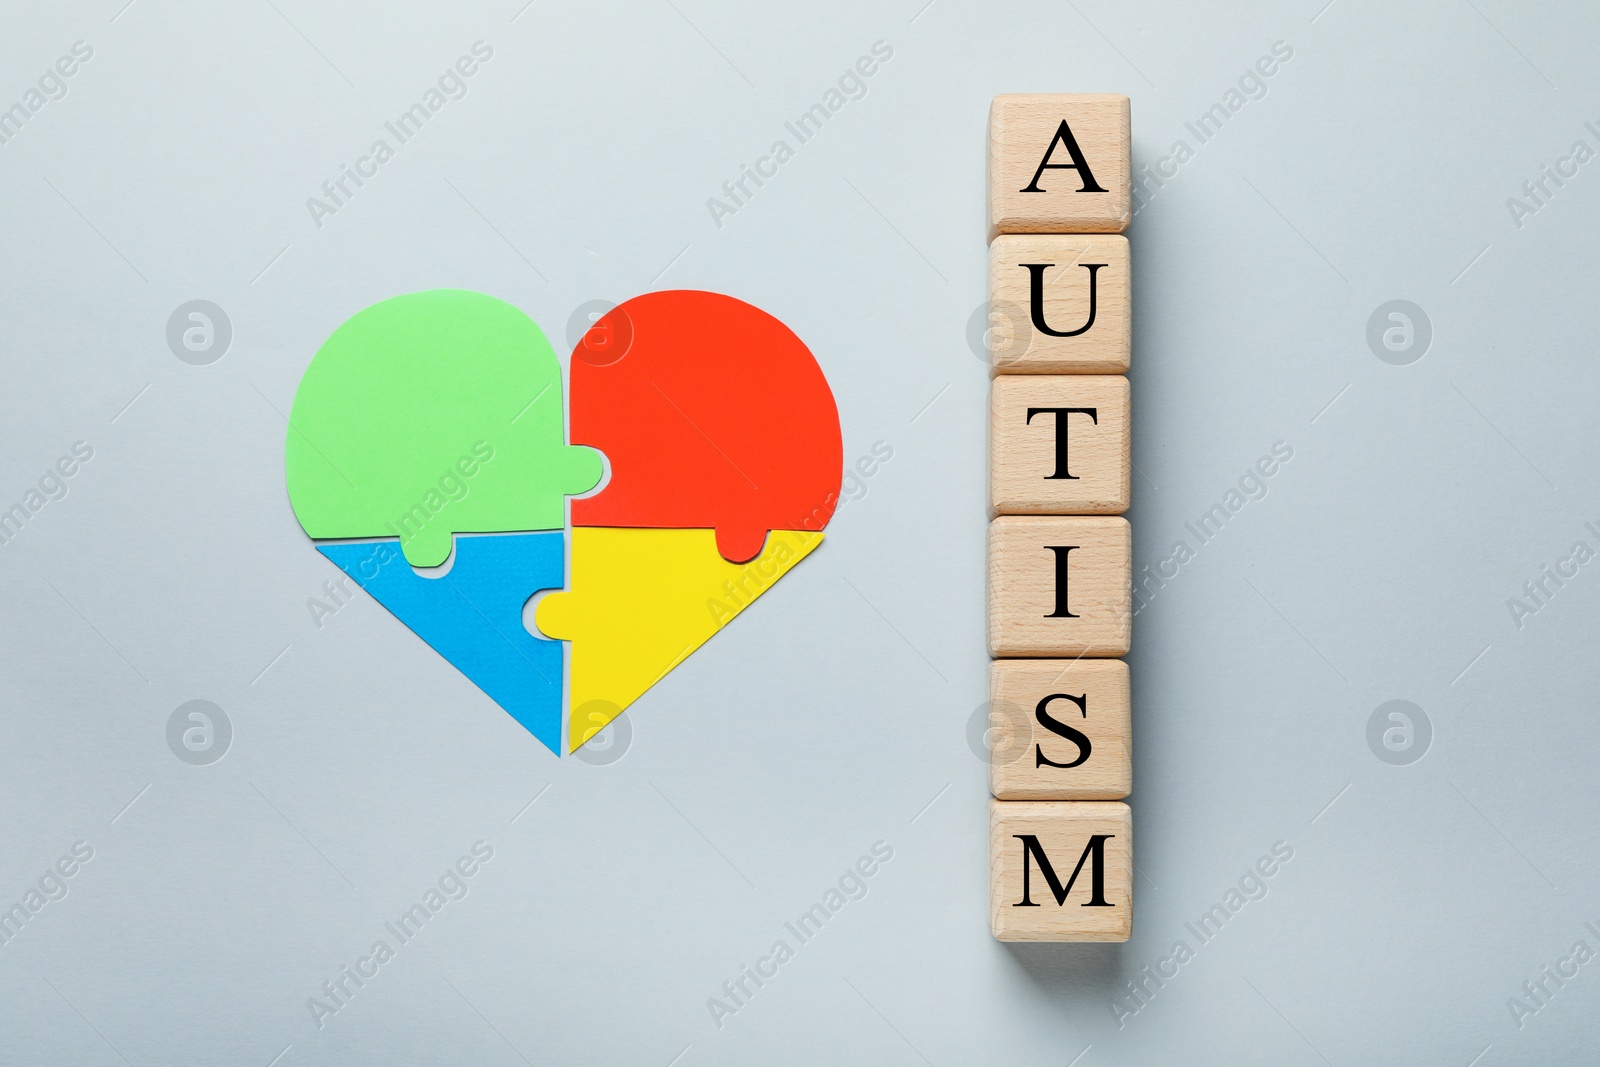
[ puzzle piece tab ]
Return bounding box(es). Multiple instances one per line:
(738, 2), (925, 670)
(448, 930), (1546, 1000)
(287, 290), (602, 568)
(569, 291), (842, 563)
(535, 527), (822, 751)
(318, 532), (566, 754)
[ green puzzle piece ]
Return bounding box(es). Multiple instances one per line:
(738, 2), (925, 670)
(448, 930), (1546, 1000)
(285, 290), (602, 567)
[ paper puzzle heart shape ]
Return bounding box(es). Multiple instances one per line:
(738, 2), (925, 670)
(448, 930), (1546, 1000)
(285, 289), (841, 755)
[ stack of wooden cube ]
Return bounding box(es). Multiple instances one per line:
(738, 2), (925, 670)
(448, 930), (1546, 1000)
(986, 95), (1134, 942)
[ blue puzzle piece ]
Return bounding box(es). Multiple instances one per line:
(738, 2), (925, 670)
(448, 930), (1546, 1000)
(318, 532), (566, 754)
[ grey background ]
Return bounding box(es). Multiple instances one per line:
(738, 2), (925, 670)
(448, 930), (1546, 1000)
(1, 0), (1595, 1063)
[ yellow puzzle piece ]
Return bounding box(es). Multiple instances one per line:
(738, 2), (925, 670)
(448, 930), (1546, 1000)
(536, 527), (822, 751)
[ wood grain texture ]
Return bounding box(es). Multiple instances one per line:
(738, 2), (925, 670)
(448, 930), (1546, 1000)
(990, 375), (1129, 515)
(988, 234), (1130, 373)
(988, 515), (1131, 657)
(990, 800), (1132, 941)
(989, 659), (1130, 800)
(988, 94), (1131, 236)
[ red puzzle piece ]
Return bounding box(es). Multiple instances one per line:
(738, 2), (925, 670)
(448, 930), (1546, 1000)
(570, 290), (842, 562)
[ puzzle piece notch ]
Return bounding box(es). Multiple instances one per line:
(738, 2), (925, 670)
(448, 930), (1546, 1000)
(287, 290), (603, 568)
(716, 526), (771, 566)
(535, 527), (823, 752)
(569, 291), (842, 563)
(318, 532), (567, 754)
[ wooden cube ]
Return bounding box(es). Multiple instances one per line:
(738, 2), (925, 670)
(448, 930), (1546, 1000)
(989, 659), (1130, 800)
(988, 516), (1131, 657)
(988, 235), (1130, 373)
(990, 375), (1129, 515)
(990, 800), (1131, 941)
(988, 94), (1131, 236)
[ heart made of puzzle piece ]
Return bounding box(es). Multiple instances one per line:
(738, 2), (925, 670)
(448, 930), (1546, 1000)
(285, 289), (841, 756)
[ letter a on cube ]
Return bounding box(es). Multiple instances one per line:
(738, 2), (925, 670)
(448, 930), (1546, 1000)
(989, 94), (1131, 236)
